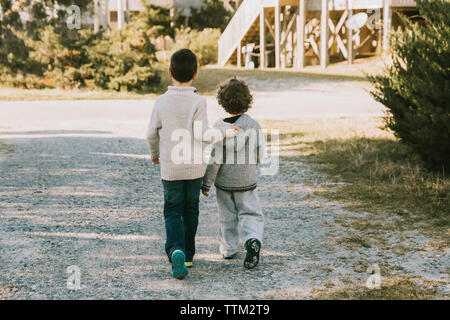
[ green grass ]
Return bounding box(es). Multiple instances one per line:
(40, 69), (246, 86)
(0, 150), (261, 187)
(261, 117), (450, 224)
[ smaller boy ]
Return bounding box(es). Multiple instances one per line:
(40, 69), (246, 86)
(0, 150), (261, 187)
(146, 49), (237, 279)
(202, 78), (265, 269)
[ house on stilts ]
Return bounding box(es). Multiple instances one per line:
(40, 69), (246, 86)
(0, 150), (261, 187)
(218, 0), (418, 69)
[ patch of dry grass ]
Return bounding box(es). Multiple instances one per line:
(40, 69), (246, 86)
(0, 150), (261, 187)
(0, 54), (384, 101)
(0, 87), (159, 101)
(0, 283), (19, 300)
(311, 277), (444, 300)
(0, 64), (367, 101)
(0, 140), (14, 154)
(340, 235), (372, 248)
(261, 117), (450, 223)
(191, 66), (365, 94)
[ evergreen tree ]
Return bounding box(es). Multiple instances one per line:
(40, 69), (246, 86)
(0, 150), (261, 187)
(368, 0), (450, 170)
(133, 3), (176, 39)
(189, 0), (232, 32)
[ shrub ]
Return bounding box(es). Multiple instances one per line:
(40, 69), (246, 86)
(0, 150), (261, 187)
(132, 3), (175, 39)
(0, 1), (30, 74)
(189, 0), (233, 32)
(172, 28), (221, 66)
(0, 69), (52, 89)
(23, 25), (98, 88)
(368, 0), (450, 171)
(85, 24), (160, 91)
(0, 1), (162, 91)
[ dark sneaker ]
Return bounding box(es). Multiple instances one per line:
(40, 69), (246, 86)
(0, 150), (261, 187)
(171, 250), (188, 279)
(244, 239), (261, 269)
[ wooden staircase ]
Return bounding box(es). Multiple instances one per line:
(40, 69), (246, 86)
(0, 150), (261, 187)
(218, 0), (418, 68)
(218, 0), (271, 67)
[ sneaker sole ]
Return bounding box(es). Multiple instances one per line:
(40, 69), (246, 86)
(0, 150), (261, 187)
(244, 241), (260, 269)
(222, 253), (237, 260)
(172, 251), (189, 279)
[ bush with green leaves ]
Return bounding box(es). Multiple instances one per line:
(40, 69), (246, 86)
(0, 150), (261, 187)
(24, 25), (98, 89)
(368, 0), (450, 171)
(132, 3), (175, 39)
(172, 28), (221, 66)
(0, 0), (162, 91)
(0, 0), (30, 75)
(85, 24), (160, 91)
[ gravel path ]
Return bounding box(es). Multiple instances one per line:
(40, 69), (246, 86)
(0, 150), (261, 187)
(0, 78), (448, 299)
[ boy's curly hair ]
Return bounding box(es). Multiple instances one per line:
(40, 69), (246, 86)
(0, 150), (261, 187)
(217, 78), (253, 115)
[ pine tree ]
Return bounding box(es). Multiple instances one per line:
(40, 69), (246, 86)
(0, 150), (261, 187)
(368, 0), (450, 170)
(133, 3), (175, 39)
(189, 0), (233, 31)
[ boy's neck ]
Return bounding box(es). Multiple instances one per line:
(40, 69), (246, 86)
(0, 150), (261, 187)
(172, 79), (193, 87)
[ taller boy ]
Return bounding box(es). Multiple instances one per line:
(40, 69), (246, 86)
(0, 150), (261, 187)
(146, 49), (236, 279)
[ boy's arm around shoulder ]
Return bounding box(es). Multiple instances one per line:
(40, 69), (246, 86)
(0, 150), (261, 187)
(220, 118), (262, 155)
(193, 98), (237, 144)
(145, 100), (162, 162)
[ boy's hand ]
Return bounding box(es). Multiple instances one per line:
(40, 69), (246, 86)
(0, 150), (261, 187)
(202, 189), (209, 197)
(225, 126), (240, 138)
(152, 158), (160, 164)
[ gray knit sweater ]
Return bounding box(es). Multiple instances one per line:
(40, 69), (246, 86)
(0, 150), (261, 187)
(202, 114), (266, 192)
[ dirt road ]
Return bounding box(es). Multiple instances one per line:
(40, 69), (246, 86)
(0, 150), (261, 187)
(1, 78), (447, 299)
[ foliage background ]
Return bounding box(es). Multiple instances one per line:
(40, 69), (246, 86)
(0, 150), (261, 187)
(0, 0), (231, 91)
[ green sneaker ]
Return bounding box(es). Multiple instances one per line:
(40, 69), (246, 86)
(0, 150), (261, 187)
(171, 250), (188, 279)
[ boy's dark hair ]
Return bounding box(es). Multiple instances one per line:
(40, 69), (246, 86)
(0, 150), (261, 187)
(217, 78), (253, 115)
(169, 49), (198, 83)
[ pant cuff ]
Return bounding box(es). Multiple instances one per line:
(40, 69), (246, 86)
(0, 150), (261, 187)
(220, 249), (238, 257)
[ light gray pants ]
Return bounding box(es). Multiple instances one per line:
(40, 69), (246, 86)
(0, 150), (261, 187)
(216, 188), (264, 256)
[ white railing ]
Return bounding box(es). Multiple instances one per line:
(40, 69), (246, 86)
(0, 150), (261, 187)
(218, 0), (263, 66)
(391, 0), (417, 7)
(307, 0), (416, 10)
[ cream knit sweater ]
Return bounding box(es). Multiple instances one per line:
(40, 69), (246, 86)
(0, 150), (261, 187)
(146, 86), (233, 181)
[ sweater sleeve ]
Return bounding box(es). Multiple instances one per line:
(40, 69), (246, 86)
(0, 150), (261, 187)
(145, 102), (162, 161)
(257, 126), (267, 165)
(193, 99), (234, 144)
(202, 148), (221, 191)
